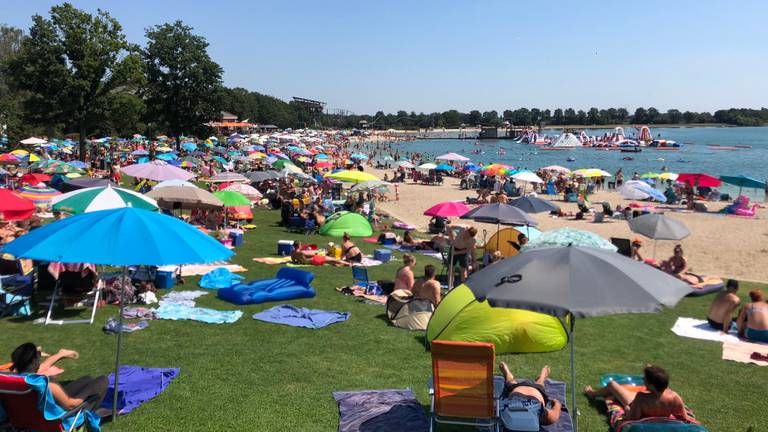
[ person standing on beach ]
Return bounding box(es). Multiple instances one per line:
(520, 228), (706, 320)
(447, 223), (478, 282)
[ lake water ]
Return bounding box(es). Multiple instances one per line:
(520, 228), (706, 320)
(380, 126), (768, 200)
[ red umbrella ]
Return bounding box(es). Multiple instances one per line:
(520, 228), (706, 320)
(19, 173), (52, 186)
(0, 189), (35, 221)
(676, 173), (721, 187)
(424, 201), (472, 217)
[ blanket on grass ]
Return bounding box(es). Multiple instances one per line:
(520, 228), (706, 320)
(255, 255), (385, 267)
(670, 317), (739, 343)
(252, 304), (350, 329)
(155, 303), (242, 324)
(100, 366), (179, 416)
(722, 339), (768, 366)
(335, 286), (387, 304)
(333, 389), (429, 432)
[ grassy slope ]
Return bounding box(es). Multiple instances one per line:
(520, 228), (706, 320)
(1, 209), (765, 431)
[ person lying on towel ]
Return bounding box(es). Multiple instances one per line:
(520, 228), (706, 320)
(499, 362), (562, 428)
(584, 365), (698, 426)
(706, 279), (741, 332)
(736, 288), (768, 343)
(290, 241), (350, 267)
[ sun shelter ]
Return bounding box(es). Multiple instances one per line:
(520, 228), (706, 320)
(0, 189), (35, 221)
(319, 211), (373, 237)
(484, 226), (542, 258)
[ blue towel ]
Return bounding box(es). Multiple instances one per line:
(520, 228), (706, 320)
(541, 379), (573, 432)
(252, 304), (350, 329)
(333, 389), (428, 432)
(199, 267), (245, 289)
(100, 366), (179, 415)
(156, 303), (242, 324)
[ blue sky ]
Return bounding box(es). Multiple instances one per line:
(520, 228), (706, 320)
(4, 0), (767, 114)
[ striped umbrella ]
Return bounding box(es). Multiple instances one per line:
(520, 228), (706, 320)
(222, 183), (263, 200)
(17, 185), (62, 206)
(51, 185), (158, 214)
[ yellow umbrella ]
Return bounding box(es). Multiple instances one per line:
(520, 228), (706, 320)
(156, 146), (173, 152)
(248, 152), (266, 159)
(27, 154), (41, 162)
(659, 172), (678, 181)
(325, 170), (380, 184)
(573, 168), (612, 178)
(65, 173), (82, 178)
(10, 149), (29, 156)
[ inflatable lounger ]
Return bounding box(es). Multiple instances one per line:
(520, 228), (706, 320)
(218, 268), (315, 305)
(685, 274), (724, 297)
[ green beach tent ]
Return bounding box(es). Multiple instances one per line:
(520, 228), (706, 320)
(427, 284), (568, 354)
(319, 211), (373, 237)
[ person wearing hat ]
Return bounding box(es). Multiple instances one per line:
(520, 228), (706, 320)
(631, 238), (644, 262)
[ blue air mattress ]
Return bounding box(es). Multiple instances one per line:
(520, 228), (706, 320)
(217, 268), (315, 305)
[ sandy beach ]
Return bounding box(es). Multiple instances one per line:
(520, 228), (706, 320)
(370, 167), (768, 283)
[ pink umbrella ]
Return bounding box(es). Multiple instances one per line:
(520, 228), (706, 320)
(121, 160), (196, 182)
(424, 201), (471, 217)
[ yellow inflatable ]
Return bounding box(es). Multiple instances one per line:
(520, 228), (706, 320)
(427, 284), (567, 354)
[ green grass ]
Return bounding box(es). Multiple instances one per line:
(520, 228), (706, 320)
(1, 209), (766, 431)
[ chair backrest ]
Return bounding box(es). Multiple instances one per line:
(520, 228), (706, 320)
(0, 374), (62, 432)
(431, 340), (495, 419)
(611, 237), (632, 257)
(351, 266), (369, 285)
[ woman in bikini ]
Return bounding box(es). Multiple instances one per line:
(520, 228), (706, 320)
(736, 289), (768, 343)
(341, 232), (363, 264)
(659, 245), (699, 285)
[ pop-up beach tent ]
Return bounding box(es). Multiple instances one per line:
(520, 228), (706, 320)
(319, 211), (373, 237)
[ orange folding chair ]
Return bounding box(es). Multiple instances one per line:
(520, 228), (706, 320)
(429, 340), (504, 431)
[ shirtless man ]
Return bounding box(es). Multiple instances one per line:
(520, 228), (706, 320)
(447, 224), (478, 282)
(706, 279), (740, 332)
(412, 264), (441, 305)
(585, 365), (697, 425)
(290, 241), (349, 267)
(499, 362), (561, 427)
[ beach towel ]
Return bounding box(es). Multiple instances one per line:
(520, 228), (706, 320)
(333, 389), (429, 432)
(670, 317), (739, 343)
(104, 318), (149, 334)
(199, 267), (245, 289)
(336, 286), (387, 304)
(100, 366), (179, 416)
(122, 306), (157, 320)
(177, 262), (247, 277)
(252, 304), (350, 329)
(159, 290), (208, 308)
(0, 363), (63, 377)
(155, 303), (242, 324)
(253, 256), (292, 264)
(722, 339), (768, 366)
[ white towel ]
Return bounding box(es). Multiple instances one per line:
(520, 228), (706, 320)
(670, 317), (739, 343)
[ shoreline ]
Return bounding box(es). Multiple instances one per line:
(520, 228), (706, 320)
(372, 123), (743, 134)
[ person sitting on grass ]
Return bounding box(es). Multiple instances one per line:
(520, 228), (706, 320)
(584, 365), (698, 426)
(394, 254), (416, 291)
(412, 264), (441, 305)
(736, 288), (768, 343)
(499, 362), (562, 428)
(10, 342), (108, 411)
(706, 279), (741, 332)
(341, 232), (363, 264)
(290, 241), (349, 267)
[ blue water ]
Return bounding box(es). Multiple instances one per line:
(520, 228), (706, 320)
(382, 126), (768, 199)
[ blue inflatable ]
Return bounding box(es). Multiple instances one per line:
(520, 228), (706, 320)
(218, 268), (316, 305)
(199, 267), (245, 289)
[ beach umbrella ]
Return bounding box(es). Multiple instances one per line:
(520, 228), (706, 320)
(16, 185), (61, 206)
(10, 149), (29, 157)
(271, 159), (295, 170)
(68, 161), (88, 169)
(222, 183), (263, 200)
(213, 190), (251, 207)
(719, 175), (766, 196)
(434, 164), (455, 171)
(522, 228), (617, 252)
(0, 189), (35, 221)
(181, 142), (198, 152)
(350, 153), (368, 160)
(436, 152), (470, 162)
(147, 186), (223, 210)
(208, 172), (248, 183)
(573, 168), (612, 178)
(350, 180), (391, 193)
(156, 153), (178, 161)
(676, 173), (720, 187)
(19, 173), (52, 186)
(658, 172), (678, 181)
(19, 137), (47, 145)
(396, 161), (415, 169)
(60, 177), (117, 192)
(281, 169), (316, 183)
(461, 203), (538, 227)
(542, 165), (571, 173)
(508, 196), (560, 214)
(39, 161), (85, 175)
(246, 171), (281, 183)
(629, 213), (690, 241)
(2, 207), (233, 420)
(131, 149), (149, 156)
(153, 179), (198, 189)
(0, 154), (22, 165)
(640, 172), (660, 179)
(465, 246), (692, 431)
(423, 201), (471, 218)
(511, 171), (544, 193)
(315, 161), (333, 169)
(51, 185), (158, 214)
(418, 162), (437, 170)
(618, 180), (666, 202)
(325, 170), (379, 184)
(121, 160), (195, 182)
(464, 163), (480, 172)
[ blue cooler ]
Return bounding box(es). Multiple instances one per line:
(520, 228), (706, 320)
(373, 249), (392, 263)
(155, 270), (175, 289)
(229, 231), (244, 247)
(278, 240), (295, 256)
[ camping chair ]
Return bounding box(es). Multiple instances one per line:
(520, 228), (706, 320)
(302, 218), (318, 235)
(352, 266), (374, 290)
(287, 216), (304, 233)
(0, 374), (90, 432)
(43, 264), (101, 326)
(429, 340), (503, 432)
(0, 274), (34, 318)
(611, 237), (632, 258)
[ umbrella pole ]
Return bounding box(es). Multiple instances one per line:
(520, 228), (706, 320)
(447, 245), (454, 290)
(570, 314), (578, 432)
(112, 266), (128, 421)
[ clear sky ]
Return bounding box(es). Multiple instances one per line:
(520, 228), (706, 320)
(4, 0), (767, 114)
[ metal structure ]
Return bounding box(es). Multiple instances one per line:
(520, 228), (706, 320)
(292, 97), (326, 128)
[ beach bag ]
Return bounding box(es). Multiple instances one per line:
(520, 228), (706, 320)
(386, 289), (434, 331)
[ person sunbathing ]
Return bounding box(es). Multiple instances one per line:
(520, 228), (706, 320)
(736, 289), (768, 343)
(290, 241), (349, 267)
(499, 362), (561, 428)
(411, 264), (441, 305)
(10, 342), (108, 411)
(584, 365), (697, 425)
(706, 279), (740, 332)
(393, 254), (416, 291)
(341, 232), (363, 264)
(659, 245), (699, 284)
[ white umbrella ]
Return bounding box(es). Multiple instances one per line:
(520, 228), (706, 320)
(153, 179), (198, 189)
(396, 161), (415, 169)
(418, 162), (437, 170)
(511, 171), (544, 184)
(542, 165), (571, 173)
(223, 183), (263, 200)
(207, 172), (249, 183)
(20, 137), (48, 145)
(436, 152), (470, 162)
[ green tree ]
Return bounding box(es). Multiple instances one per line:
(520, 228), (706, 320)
(0, 25), (27, 141)
(143, 20), (223, 141)
(552, 109), (564, 125)
(616, 108), (629, 123)
(5, 4), (142, 158)
(633, 107), (647, 123)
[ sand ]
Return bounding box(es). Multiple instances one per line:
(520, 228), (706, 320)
(369, 167), (768, 283)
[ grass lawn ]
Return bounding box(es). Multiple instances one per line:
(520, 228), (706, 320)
(1, 208), (766, 431)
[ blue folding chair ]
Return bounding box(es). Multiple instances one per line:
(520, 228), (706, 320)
(352, 266), (370, 288)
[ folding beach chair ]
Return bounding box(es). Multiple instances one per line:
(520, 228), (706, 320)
(0, 274), (34, 318)
(429, 340), (503, 432)
(0, 374), (91, 432)
(611, 237), (632, 258)
(43, 265), (101, 326)
(351, 266), (372, 288)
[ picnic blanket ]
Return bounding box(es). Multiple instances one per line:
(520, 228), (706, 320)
(252, 304), (350, 329)
(175, 262), (247, 277)
(255, 256), (384, 267)
(199, 267), (245, 289)
(122, 307), (157, 320)
(100, 366), (179, 416)
(104, 318), (149, 334)
(722, 339), (768, 366)
(155, 303), (242, 324)
(670, 317), (739, 343)
(332, 389), (429, 432)
(159, 290), (208, 307)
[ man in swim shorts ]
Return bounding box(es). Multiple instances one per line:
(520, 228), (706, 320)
(706, 279), (740, 332)
(499, 362), (561, 429)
